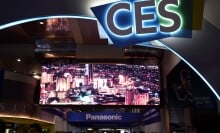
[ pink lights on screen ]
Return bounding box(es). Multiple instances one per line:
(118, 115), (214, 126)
(46, 18), (70, 33)
(39, 64), (160, 105)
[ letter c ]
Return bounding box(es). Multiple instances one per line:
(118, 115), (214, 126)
(107, 3), (132, 35)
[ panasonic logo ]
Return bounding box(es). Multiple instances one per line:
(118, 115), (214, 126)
(86, 114), (123, 121)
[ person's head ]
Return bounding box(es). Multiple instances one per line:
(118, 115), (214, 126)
(48, 90), (57, 98)
(28, 123), (42, 133)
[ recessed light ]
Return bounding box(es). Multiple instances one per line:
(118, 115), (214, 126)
(17, 58), (21, 62)
(32, 72), (37, 75)
(45, 53), (55, 58)
(33, 75), (41, 79)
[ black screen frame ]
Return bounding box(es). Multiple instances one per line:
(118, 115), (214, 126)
(38, 60), (162, 108)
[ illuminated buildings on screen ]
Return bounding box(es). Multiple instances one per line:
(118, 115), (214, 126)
(39, 64), (160, 105)
(125, 90), (149, 105)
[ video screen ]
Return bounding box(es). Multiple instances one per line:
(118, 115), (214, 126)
(39, 64), (160, 106)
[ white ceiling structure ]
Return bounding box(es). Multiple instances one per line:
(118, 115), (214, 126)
(159, 0), (220, 100)
(0, 0), (219, 100)
(204, 0), (220, 30)
(92, 0), (220, 100)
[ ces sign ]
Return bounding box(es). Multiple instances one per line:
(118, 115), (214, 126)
(92, 0), (192, 47)
(106, 0), (181, 36)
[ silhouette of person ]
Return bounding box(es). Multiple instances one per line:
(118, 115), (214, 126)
(28, 123), (42, 133)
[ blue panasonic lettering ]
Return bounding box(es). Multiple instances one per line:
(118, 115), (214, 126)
(86, 114), (123, 121)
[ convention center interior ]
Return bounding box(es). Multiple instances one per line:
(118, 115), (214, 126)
(0, 0), (219, 133)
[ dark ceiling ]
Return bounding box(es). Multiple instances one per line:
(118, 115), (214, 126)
(0, 18), (163, 78)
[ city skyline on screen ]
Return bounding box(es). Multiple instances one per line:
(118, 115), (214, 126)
(39, 63), (160, 106)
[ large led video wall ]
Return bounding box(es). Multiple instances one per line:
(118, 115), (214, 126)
(39, 64), (160, 106)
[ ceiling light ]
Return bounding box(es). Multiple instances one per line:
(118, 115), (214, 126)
(45, 53), (55, 58)
(33, 75), (41, 80)
(46, 18), (70, 33)
(17, 58), (21, 62)
(39, 21), (44, 25)
(32, 72), (37, 75)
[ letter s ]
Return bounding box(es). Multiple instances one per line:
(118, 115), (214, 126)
(158, 0), (181, 32)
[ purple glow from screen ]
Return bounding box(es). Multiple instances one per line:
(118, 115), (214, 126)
(39, 64), (160, 105)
